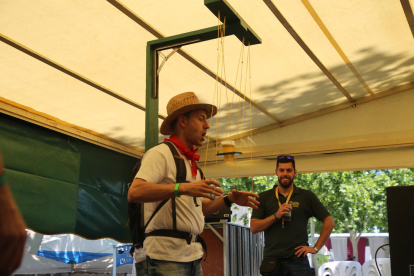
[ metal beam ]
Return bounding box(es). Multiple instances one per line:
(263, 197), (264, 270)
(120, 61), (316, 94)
(400, 0), (414, 38)
(263, 0), (355, 103)
(205, 0), (261, 46)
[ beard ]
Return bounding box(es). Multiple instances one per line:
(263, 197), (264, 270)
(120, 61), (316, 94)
(278, 176), (294, 188)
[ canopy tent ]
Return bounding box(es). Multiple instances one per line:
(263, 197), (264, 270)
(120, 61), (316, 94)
(1, 0), (413, 240)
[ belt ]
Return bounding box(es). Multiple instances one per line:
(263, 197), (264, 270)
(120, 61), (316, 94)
(277, 255), (300, 264)
(146, 229), (208, 259)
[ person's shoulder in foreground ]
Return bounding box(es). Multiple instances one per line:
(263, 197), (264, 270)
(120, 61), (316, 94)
(0, 151), (27, 275)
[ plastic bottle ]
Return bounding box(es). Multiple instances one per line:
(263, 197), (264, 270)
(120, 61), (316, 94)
(329, 249), (335, 262)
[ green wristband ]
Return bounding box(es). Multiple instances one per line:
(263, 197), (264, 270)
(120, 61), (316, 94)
(0, 173), (5, 187)
(174, 183), (180, 198)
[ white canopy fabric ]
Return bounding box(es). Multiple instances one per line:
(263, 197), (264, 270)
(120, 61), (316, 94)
(1, 0), (413, 178)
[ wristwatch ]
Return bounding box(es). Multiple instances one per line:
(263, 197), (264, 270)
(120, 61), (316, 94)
(223, 194), (233, 208)
(313, 246), (319, 253)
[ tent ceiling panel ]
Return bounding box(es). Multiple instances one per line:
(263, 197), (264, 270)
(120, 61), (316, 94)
(200, 89), (414, 175)
(0, 43), (148, 149)
(273, 0), (414, 94)
(183, 42), (353, 123)
(0, 0), (152, 104)
(204, 146), (414, 179)
(231, 0), (374, 101)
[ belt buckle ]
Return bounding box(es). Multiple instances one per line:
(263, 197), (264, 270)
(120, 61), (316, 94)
(186, 233), (197, 244)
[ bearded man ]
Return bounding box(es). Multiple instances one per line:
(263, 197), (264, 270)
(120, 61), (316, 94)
(250, 155), (335, 276)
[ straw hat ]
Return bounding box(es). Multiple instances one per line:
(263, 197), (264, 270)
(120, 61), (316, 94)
(160, 92), (217, 135)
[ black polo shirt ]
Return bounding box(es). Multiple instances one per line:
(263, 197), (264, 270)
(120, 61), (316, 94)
(251, 185), (330, 258)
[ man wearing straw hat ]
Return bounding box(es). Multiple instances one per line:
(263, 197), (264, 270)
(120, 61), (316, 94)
(128, 92), (260, 276)
(250, 156), (335, 276)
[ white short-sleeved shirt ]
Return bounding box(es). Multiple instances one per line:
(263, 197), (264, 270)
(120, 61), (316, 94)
(135, 143), (204, 262)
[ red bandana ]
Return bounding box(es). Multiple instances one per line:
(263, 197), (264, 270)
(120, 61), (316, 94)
(163, 135), (200, 179)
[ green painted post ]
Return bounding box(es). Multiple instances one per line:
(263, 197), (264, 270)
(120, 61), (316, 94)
(145, 43), (158, 151)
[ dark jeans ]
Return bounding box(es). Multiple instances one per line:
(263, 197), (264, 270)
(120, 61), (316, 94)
(135, 256), (203, 276)
(279, 257), (311, 276)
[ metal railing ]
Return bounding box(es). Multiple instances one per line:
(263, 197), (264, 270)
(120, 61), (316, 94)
(225, 222), (264, 276)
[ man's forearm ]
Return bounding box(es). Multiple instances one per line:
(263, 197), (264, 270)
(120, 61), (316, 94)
(314, 216), (335, 250)
(250, 216), (277, 234)
(128, 179), (222, 203)
(202, 196), (227, 215)
(128, 179), (175, 203)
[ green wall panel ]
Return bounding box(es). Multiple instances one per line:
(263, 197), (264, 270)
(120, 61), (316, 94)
(0, 112), (138, 242)
(8, 170), (79, 233)
(76, 187), (130, 242)
(0, 123), (80, 184)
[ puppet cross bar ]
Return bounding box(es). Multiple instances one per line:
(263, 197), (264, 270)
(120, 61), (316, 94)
(145, 0), (262, 150)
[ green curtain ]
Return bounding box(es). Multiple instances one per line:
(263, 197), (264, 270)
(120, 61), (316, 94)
(0, 113), (138, 242)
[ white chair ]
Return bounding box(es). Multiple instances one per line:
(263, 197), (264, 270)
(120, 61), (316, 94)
(337, 261), (362, 276)
(319, 261), (340, 276)
(362, 258), (391, 276)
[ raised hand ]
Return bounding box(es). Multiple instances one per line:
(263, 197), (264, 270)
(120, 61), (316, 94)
(275, 203), (292, 219)
(179, 180), (223, 200)
(228, 189), (260, 209)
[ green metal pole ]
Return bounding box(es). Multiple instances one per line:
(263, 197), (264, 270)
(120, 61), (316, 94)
(145, 43), (159, 151)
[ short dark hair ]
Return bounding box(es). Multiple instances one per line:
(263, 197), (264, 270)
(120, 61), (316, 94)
(170, 110), (193, 133)
(276, 156), (296, 170)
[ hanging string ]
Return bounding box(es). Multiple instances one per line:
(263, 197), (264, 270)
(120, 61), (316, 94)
(233, 37), (246, 178)
(240, 38), (250, 145)
(248, 42), (254, 193)
(229, 41), (246, 139)
(203, 11), (221, 177)
(215, 15), (227, 179)
(203, 12), (226, 181)
(202, 15), (255, 194)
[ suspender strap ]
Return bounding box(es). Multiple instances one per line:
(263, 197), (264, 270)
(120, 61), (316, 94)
(196, 163), (204, 180)
(172, 197), (177, 230)
(193, 163), (204, 207)
(163, 141), (186, 230)
(143, 199), (169, 231)
(164, 141), (201, 207)
(163, 141), (187, 183)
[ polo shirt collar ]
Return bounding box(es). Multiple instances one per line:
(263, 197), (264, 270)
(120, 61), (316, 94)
(273, 184), (301, 194)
